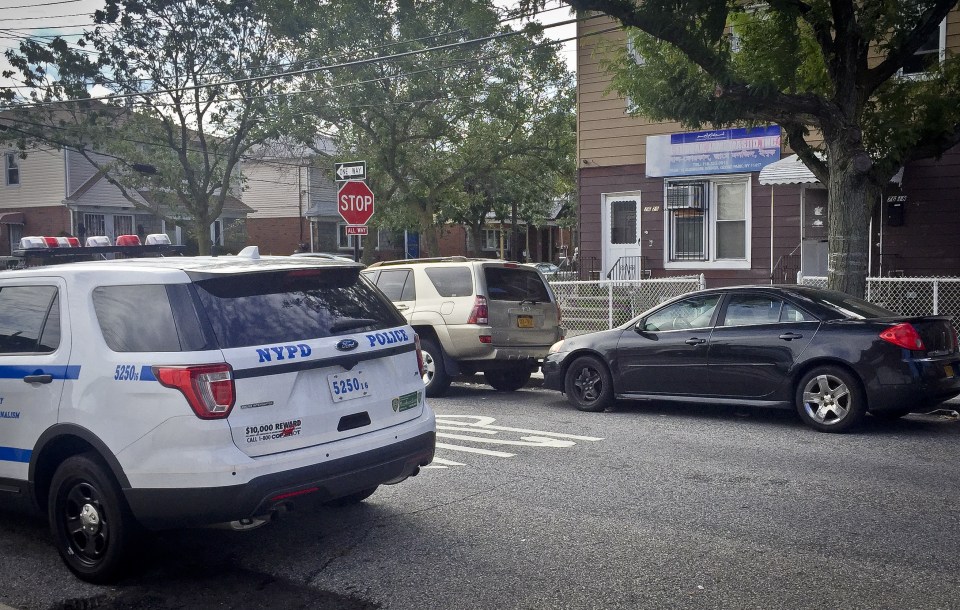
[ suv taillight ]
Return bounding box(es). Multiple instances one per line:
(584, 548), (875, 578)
(467, 295), (489, 325)
(879, 323), (926, 351)
(153, 363), (235, 419)
(415, 333), (425, 377)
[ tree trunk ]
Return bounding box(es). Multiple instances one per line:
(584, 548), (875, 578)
(417, 205), (438, 257)
(193, 217), (212, 255)
(468, 223), (483, 257)
(826, 149), (877, 299)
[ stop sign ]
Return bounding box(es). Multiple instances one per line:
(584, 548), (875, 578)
(337, 180), (375, 225)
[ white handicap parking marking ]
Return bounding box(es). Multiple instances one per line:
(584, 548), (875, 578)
(432, 414), (603, 468)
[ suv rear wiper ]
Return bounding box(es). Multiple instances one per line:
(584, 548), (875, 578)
(329, 318), (378, 333)
(519, 298), (541, 305)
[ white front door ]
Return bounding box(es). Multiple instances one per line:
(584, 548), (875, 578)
(602, 193), (644, 279)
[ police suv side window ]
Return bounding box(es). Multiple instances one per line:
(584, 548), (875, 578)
(0, 285), (60, 354)
(424, 267), (473, 297)
(93, 285), (183, 352)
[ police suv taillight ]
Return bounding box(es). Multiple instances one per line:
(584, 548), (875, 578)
(153, 364), (236, 419)
(467, 295), (489, 325)
(414, 333), (425, 377)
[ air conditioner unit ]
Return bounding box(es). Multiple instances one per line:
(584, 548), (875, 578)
(665, 184), (705, 209)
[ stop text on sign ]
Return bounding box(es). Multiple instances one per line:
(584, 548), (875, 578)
(337, 180), (375, 225)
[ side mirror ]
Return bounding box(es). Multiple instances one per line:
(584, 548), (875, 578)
(634, 321), (647, 334)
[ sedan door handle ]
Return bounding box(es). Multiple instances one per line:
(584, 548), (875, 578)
(395, 304), (409, 311)
(779, 332), (804, 341)
(684, 338), (706, 345)
(23, 374), (53, 384)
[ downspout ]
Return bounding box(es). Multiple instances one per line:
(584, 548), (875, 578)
(297, 162), (304, 245)
(769, 186), (774, 284)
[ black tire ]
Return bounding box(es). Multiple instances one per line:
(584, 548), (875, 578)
(420, 338), (452, 397)
(324, 486), (379, 507)
(795, 365), (866, 433)
(484, 369), (532, 392)
(48, 452), (140, 583)
(564, 355), (614, 412)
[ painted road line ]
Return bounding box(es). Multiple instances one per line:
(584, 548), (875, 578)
(423, 456), (467, 469)
(436, 425), (498, 434)
(437, 432), (576, 448)
(435, 442), (515, 458)
(436, 415), (604, 441)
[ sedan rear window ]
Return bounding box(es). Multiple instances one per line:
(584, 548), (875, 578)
(816, 289), (896, 319)
(193, 268), (405, 348)
(484, 267), (551, 302)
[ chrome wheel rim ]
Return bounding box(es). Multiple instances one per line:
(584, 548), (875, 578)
(573, 365), (602, 403)
(802, 374), (851, 425)
(422, 350), (436, 385)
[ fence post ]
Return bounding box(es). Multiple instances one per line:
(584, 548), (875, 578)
(699, 273), (706, 290)
(933, 279), (939, 315)
(608, 282), (614, 329)
(866, 278), (872, 302)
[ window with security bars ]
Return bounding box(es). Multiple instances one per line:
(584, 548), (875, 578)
(667, 182), (708, 261)
(610, 200), (637, 244)
(665, 178), (748, 264)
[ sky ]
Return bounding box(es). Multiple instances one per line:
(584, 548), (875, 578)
(0, 0), (577, 97)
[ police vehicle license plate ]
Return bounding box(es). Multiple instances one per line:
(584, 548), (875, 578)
(328, 370), (371, 402)
(946, 364), (955, 378)
(517, 315), (534, 328)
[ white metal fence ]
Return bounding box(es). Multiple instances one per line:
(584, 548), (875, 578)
(801, 276), (960, 334)
(549, 275), (706, 337)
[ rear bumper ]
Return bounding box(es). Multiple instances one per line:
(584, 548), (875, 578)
(124, 431), (435, 529)
(867, 355), (960, 412)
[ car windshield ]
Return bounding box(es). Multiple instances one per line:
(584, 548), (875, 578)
(192, 268), (405, 348)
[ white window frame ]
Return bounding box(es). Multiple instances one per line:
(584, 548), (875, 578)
(898, 18), (947, 80)
(5, 152), (20, 186)
(480, 228), (511, 252)
(663, 174), (752, 270)
(8, 224), (22, 255)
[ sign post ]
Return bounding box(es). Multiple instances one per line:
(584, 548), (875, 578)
(337, 179), (375, 262)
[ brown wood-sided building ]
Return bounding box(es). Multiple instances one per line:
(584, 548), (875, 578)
(576, 12), (960, 286)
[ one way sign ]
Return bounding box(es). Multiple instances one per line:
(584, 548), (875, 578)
(334, 161), (366, 182)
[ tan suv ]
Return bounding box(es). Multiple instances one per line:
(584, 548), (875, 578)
(363, 258), (563, 396)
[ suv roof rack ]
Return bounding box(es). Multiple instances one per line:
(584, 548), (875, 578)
(368, 256), (477, 268)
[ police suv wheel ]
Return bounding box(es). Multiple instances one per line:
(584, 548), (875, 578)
(49, 453), (139, 583)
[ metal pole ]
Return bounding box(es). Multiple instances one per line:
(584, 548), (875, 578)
(608, 282), (614, 329)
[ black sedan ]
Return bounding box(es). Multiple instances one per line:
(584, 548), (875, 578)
(542, 285), (960, 432)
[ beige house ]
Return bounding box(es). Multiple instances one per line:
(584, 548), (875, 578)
(0, 143), (252, 255)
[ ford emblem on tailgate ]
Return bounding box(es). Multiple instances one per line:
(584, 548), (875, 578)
(336, 339), (359, 351)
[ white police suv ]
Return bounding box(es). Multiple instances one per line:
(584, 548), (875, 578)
(0, 247), (435, 582)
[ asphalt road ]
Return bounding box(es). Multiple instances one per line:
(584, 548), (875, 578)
(2, 380), (960, 610)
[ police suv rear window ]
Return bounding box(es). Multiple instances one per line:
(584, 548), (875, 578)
(484, 267), (551, 302)
(93, 285), (210, 353)
(192, 268), (405, 349)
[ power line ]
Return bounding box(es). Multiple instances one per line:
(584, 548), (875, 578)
(0, 12), (91, 21)
(6, 15), (584, 109)
(0, 0), (87, 10)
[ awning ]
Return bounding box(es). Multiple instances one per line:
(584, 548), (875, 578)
(759, 153), (904, 186)
(0, 212), (24, 224)
(758, 154), (821, 185)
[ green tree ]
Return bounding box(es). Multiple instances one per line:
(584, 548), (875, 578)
(277, 0), (575, 259)
(2, 0), (294, 254)
(534, 0), (960, 297)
